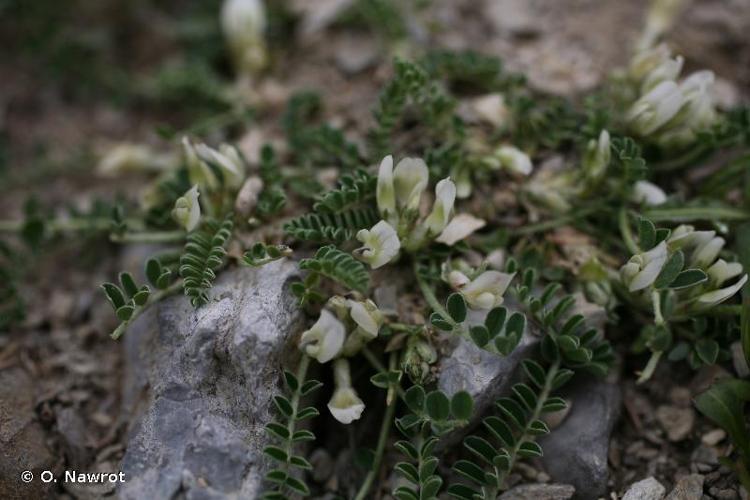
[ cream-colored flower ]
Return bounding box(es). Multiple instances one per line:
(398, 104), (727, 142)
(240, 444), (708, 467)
(393, 157), (429, 212)
(583, 130), (611, 183)
(97, 144), (174, 176)
(641, 54), (683, 93)
(221, 0), (267, 76)
(172, 185), (201, 232)
(620, 241), (669, 292)
(677, 70), (716, 131)
(423, 178), (456, 236)
(631, 180), (667, 206)
(376, 155), (396, 222)
(354, 220), (400, 269)
(629, 44), (672, 82)
(667, 225), (715, 250)
(347, 299), (383, 339)
(495, 146), (532, 175)
(436, 213), (486, 246)
(195, 143), (246, 189)
(707, 259), (744, 288)
(460, 271), (516, 309)
(183, 137), (219, 191)
(299, 310), (345, 363)
(691, 235), (725, 268)
(627, 81), (685, 135)
(328, 359), (365, 424)
(697, 275), (748, 308)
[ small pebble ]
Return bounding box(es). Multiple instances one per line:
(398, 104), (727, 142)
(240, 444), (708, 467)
(666, 474), (704, 500)
(622, 476), (666, 500)
(702, 429), (727, 446)
(656, 405), (695, 442)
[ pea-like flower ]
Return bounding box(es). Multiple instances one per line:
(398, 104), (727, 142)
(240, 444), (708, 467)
(583, 130), (611, 184)
(494, 146), (533, 176)
(392, 157), (429, 212)
(172, 185), (201, 232)
(435, 213), (486, 246)
(707, 259), (744, 287)
(641, 54), (683, 93)
(620, 241), (669, 292)
(459, 270), (516, 310)
(221, 0), (267, 76)
(631, 180), (667, 206)
(667, 225), (715, 250)
(376, 155), (397, 224)
(97, 144), (174, 176)
(691, 235), (725, 269)
(327, 358), (365, 424)
(629, 44), (672, 82)
(195, 143), (246, 189)
(354, 220), (401, 269)
(183, 137), (219, 191)
(348, 299), (383, 339)
(626, 81), (685, 136)
(423, 178), (457, 236)
(697, 274), (748, 309)
(299, 309), (345, 364)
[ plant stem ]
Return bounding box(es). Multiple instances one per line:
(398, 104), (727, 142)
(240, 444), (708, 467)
(414, 261), (455, 327)
(361, 346), (406, 401)
(618, 207), (639, 255)
(511, 207), (598, 236)
(110, 230), (185, 244)
(282, 355), (311, 487)
(0, 217), (113, 233)
(354, 353), (398, 500)
(636, 350), (663, 384)
(495, 359), (561, 491)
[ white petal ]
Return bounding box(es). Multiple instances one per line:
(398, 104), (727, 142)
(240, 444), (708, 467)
(355, 220), (401, 269)
(436, 213), (486, 246)
(632, 181), (667, 206)
(692, 237), (725, 268)
(299, 310), (345, 364)
(376, 155), (396, 219)
(497, 146), (532, 175)
(424, 178), (457, 235)
(393, 157), (429, 211)
(697, 275), (748, 308)
(707, 259), (744, 287)
(628, 241), (668, 291)
(327, 388), (365, 424)
(348, 300), (381, 338)
(462, 271), (515, 309)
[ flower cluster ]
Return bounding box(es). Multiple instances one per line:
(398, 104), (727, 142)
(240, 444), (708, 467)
(183, 137), (246, 192)
(626, 44), (717, 148)
(620, 225), (747, 309)
(298, 297), (384, 423)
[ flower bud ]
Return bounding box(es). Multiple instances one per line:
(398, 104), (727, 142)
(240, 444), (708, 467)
(620, 241), (669, 292)
(328, 358), (365, 424)
(495, 146), (532, 175)
(376, 155), (397, 223)
(707, 259), (744, 287)
(691, 236), (725, 268)
(667, 225), (715, 250)
(221, 0), (268, 76)
(393, 157), (429, 212)
(460, 271), (516, 309)
(641, 54), (683, 93)
(97, 144), (174, 176)
(354, 220), (401, 269)
(172, 185), (201, 232)
(403, 335), (437, 383)
(629, 44), (672, 82)
(183, 137), (219, 191)
(195, 143), (246, 190)
(299, 310), (346, 363)
(583, 130), (611, 183)
(631, 180), (667, 206)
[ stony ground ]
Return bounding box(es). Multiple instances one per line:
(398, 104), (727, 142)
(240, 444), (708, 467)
(1, 0), (749, 499)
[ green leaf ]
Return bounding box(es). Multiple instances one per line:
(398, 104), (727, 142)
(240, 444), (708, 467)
(512, 383), (538, 411)
(394, 441), (419, 461)
(446, 484), (479, 500)
(484, 307), (507, 337)
(528, 419), (550, 435)
(263, 445), (288, 462)
(654, 250), (685, 289)
(301, 380), (323, 395)
(273, 396), (293, 417)
(292, 430), (315, 442)
(430, 312), (454, 331)
(296, 406), (319, 420)
(290, 455), (313, 470)
(737, 223), (750, 369)
(483, 416), (515, 448)
(670, 269), (708, 289)
(451, 391), (474, 420)
(425, 390), (451, 421)
(299, 245), (370, 293)
(496, 397), (527, 428)
(638, 218), (656, 250)
(265, 422), (290, 440)
(517, 441), (543, 458)
(463, 436), (496, 465)
(116, 304), (134, 321)
(284, 476), (310, 496)
(421, 476), (443, 498)
(542, 397), (567, 413)
(522, 359), (546, 388)
(394, 486), (419, 500)
(694, 378), (750, 464)
(102, 283), (125, 310)
(119, 272), (139, 298)
(405, 385), (426, 413)
(505, 312), (526, 339)
(453, 460), (489, 485)
(695, 338), (720, 365)
(469, 325), (490, 348)
(395, 462), (419, 483)
(447, 293), (467, 323)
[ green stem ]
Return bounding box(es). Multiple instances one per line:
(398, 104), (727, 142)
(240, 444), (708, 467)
(361, 346), (406, 400)
(651, 144), (710, 172)
(495, 359), (560, 491)
(354, 353), (398, 500)
(110, 230), (185, 244)
(636, 350), (663, 384)
(414, 261), (455, 327)
(618, 207), (639, 255)
(0, 217), (112, 233)
(111, 280), (183, 339)
(282, 355), (311, 489)
(736, 458), (750, 494)
(511, 207), (598, 236)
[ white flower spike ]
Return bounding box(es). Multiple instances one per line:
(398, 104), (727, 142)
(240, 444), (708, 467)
(631, 180), (668, 206)
(299, 310), (345, 364)
(393, 157), (429, 212)
(172, 185), (201, 232)
(354, 220), (401, 269)
(328, 358), (365, 424)
(460, 271), (516, 310)
(620, 241), (669, 292)
(423, 178), (457, 236)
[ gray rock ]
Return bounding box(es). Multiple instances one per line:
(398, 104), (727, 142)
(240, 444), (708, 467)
(499, 483), (575, 500)
(118, 260), (303, 499)
(622, 477), (666, 500)
(538, 377), (622, 500)
(666, 474), (704, 500)
(0, 367), (57, 500)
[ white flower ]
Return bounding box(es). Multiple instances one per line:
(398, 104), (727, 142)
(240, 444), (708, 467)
(707, 259), (744, 287)
(435, 213), (486, 246)
(328, 359), (365, 424)
(347, 299), (383, 339)
(172, 185), (201, 232)
(667, 225), (715, 250)
(697, 274), (748, 308)
(299, 310), (345, 363)
(221, 0), (267, 75)
(423, 178), (456, 235)
(376, 155), (397, 222)
(354, 221), (401, 269)
(583, 130), (611, 182)
(393, 157), (429, 212)
(692, 236), (725, 268)
(677, 70), (716, 131)
(97, 144), (173, 176)
(641, 54), (683, 92)
(495, 146), (532, 175)
(183, 137), (219, 191)
(631, 180), (668, 206)
(195, 143), (246, 189)
(446, 270), (471, 289)
(620, 241), (669, 292)
(629, 44), (673, 82)
(472, 93), (509, 128)
(460, 271), (516, 309)
(627, 81), (685, 135)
